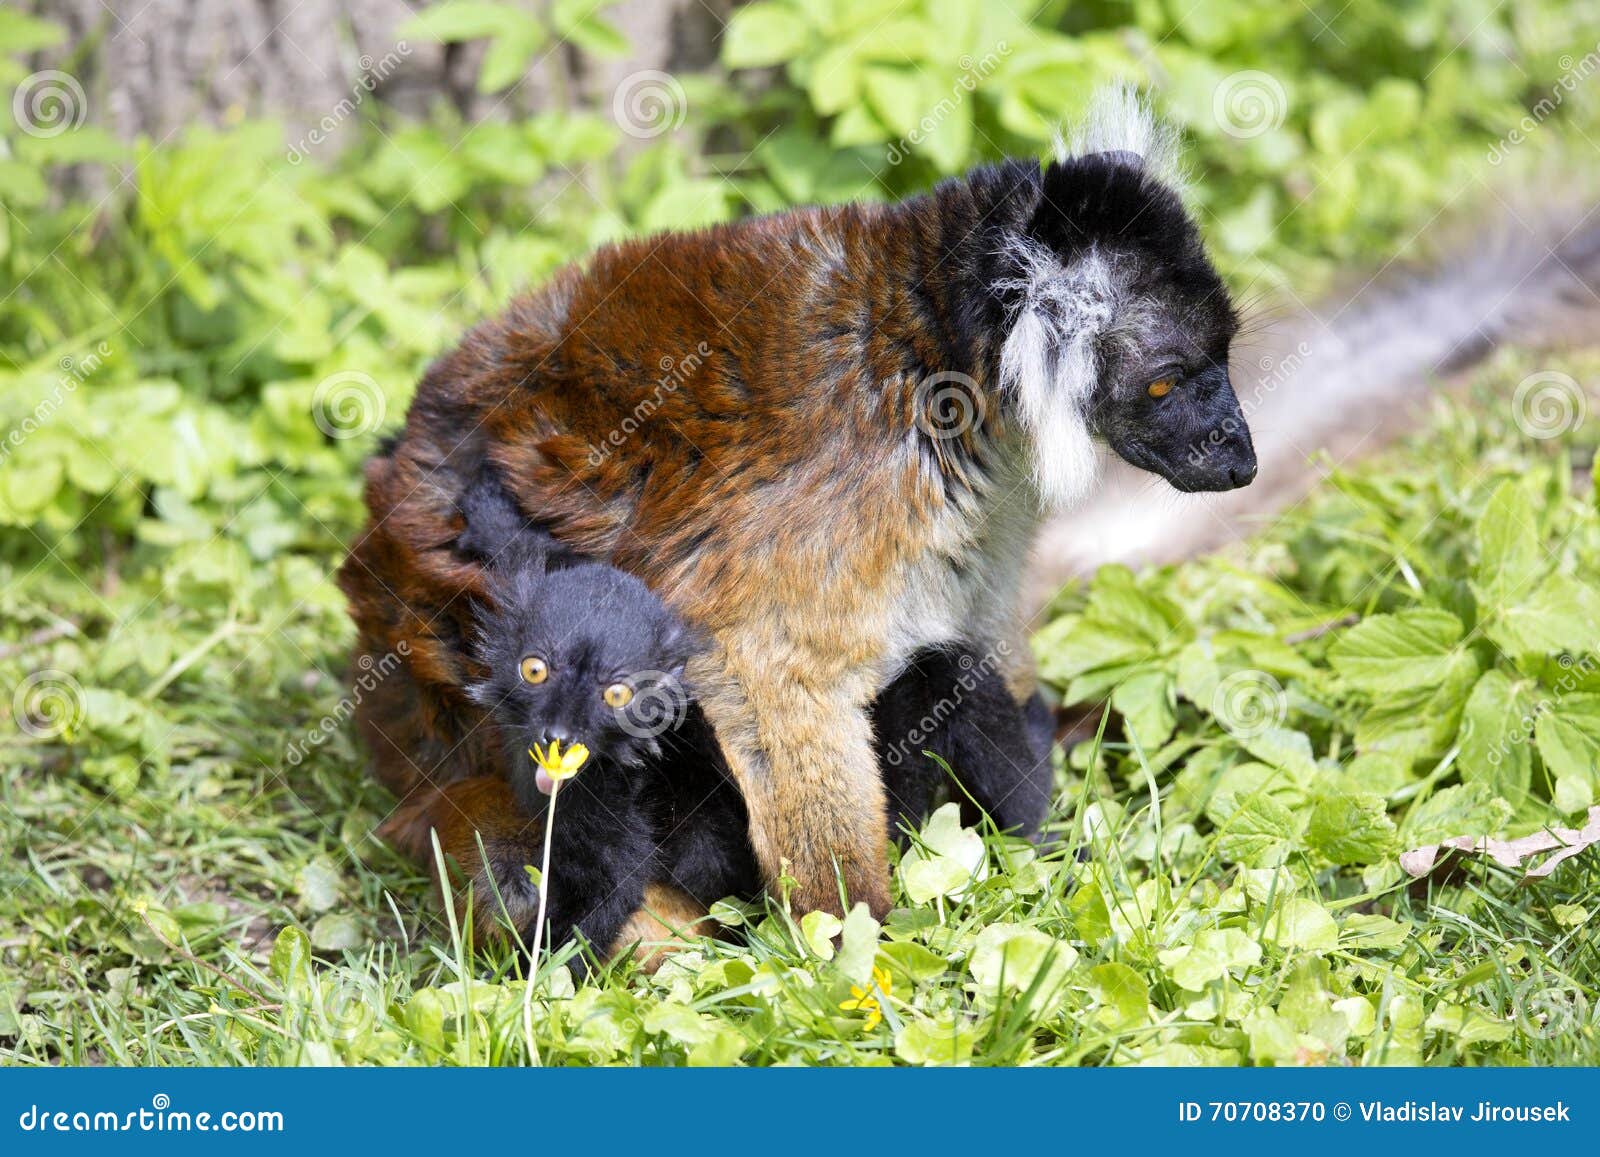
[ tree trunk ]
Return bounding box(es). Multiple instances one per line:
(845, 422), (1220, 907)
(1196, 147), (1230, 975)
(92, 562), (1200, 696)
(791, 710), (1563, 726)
(18, 0), (735, 141)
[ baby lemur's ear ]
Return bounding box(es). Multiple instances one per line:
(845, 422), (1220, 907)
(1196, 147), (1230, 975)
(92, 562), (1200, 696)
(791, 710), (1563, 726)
(655, 616), (708, 677)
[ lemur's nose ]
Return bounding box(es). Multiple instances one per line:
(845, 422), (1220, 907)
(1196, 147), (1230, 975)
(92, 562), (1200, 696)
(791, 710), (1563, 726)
(541, 724), (572, 746)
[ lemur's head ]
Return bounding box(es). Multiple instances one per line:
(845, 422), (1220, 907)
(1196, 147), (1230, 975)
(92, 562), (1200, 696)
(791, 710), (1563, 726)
(468, 561), (699, 814)
(994, 87), (1255, 507)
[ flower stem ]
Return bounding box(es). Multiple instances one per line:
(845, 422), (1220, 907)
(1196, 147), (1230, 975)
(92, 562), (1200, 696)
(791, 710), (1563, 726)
(522, 780), (559, 1063)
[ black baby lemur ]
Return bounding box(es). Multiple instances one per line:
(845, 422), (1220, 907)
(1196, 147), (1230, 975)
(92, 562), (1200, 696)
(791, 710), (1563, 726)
(460, 472), (760, 964)
(457, 467), (1057, 961)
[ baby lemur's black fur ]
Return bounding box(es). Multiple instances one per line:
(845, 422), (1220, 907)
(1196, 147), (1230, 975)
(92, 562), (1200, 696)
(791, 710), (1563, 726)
(459, 467), (1056, 956)
(463, 474), (759, 961)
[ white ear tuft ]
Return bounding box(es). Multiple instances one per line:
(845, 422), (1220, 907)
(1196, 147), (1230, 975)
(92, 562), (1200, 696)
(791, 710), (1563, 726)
(1064, 83), (1185, 190)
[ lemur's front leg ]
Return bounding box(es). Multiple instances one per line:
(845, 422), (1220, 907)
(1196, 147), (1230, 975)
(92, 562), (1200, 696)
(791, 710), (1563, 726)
(691, 650), (891, 919)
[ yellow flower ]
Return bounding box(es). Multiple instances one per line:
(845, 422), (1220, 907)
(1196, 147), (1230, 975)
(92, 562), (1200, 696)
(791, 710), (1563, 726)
(528, 738), (590, 781)
(839, 966), (893, 1030)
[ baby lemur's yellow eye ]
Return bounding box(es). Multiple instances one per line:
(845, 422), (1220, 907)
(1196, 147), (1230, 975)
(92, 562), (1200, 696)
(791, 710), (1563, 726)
(1147, 376), (1177, 398)
(603, 682), (634, 708)
(519, 656), (549, 685)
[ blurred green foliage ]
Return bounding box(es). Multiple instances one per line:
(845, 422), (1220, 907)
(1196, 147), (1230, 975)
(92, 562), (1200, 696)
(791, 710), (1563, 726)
(3, 1), (1600, 1067)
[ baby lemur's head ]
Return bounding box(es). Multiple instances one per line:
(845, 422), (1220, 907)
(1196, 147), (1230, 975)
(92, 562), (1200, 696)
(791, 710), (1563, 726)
(988, 86), (1254, 507)
(469, 560), (700, 814)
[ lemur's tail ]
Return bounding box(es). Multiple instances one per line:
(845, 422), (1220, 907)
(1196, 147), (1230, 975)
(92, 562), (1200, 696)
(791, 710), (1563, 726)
(1027, 195), (1600, 605)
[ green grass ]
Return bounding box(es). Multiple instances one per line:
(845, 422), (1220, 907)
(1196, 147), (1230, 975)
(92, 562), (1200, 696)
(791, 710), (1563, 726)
(4, 349), (1599, 1067)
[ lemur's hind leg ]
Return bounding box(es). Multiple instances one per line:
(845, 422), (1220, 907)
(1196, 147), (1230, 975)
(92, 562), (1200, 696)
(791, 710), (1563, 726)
(902, 648), (1054, 839)
(871, 660), (944, 844)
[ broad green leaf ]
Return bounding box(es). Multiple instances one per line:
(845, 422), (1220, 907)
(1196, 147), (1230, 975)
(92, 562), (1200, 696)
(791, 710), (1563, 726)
(1354, 649), (1479, 760)
(1087, 962), (1150, 1029)
(1456, 669), (1533, 810)
(895, 1014), (976, 1065)
(1535, 693), (1600, 789)
(310, 913), (364, 951)
(834, 902), (880, 984)
(877, 941), (949, 982)
(1306, 791), (1398, 866)
(723, 2), (813, 68)
(1339, 914), (1409, 949)
(1487, 574), (1600, 657)
(294, 858), (342, 913)
(799, 910), (842, 959)
(1112, 669), (1176, 752)
(1241, 727), (1318, 779)
(269, 926), (313, 985)
(1473, 480), (1544, 608)
(478, 20), (547, 93)
(1399, 783), (1512, 846)
(969, 924), (1076, 995)
(862, 66), (924, 138)
(1217, 791), (1304, 867)
(1328, 609), (1464, 694)
(1265, 898), (1338, 953)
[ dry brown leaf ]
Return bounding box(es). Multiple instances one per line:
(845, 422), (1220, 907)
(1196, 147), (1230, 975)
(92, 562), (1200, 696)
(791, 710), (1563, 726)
(1400, 805), (1600, 881)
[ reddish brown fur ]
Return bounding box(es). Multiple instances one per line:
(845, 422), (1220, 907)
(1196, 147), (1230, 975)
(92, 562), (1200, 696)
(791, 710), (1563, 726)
(341, 179), (1043, 924)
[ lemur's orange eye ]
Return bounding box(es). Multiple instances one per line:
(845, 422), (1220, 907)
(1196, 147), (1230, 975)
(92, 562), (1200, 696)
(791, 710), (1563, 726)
(1147, 377), (1177, 398)
(603, 682), (633, 708)
(520, 656), (549, 684)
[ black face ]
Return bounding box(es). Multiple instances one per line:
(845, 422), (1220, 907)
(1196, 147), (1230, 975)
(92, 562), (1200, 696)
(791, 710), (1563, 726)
(1092, 338), (1258, 494)
(1026, 153), (1258, 493)
(469, 562), (699, 813)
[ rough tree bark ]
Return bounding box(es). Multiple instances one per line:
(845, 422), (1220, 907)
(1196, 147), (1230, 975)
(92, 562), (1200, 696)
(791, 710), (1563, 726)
(18, 0), (735, 141)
